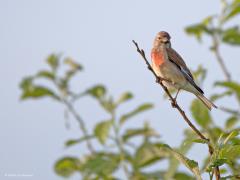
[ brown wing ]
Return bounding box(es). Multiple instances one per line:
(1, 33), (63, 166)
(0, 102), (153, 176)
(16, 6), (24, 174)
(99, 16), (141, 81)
(166, 47), (193, 79)
(166, 47), (204, 94)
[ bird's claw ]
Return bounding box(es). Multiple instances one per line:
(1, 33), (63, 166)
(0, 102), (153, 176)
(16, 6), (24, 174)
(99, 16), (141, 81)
(156, 77), (162, 84)
(171, 98), (177, 108)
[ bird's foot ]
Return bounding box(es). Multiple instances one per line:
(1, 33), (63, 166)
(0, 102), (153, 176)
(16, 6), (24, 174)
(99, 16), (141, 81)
(155, 77), (162, 84)
(171, 97), (177, 108)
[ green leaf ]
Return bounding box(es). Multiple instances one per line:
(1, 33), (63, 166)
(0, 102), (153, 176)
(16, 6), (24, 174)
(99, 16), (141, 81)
(120, 103), (153, 125)
(122, 127), (159, 142)
(64, 58), (83, 71)
(63, 58), (83, 83)
(223, 0), (240, 22)
(87, 85), (106, 99)
(211, 158), (229, 167)
(81, 153), (120, 177)
(94, 120), (112, 144)
(100, 97), (115, 113)
(219, 144), (240, 162)
(37, 70), (55, 80)
(65, 135), (94, 147)
(47, 54), (59, 70)
(190, 99), (212, 128)
(134, 143), (169, 168)
(54, 157), (81, 177)
(222, 26), (240, 45)
(165, 135), (194, 180)
(131, 171), (165, 180)
(223, 130), (239, 145)
(166, 146), (202, 180)
(185, 138), (209, 145)
(20, 77), (33, 90)
(116, 92), (133, 105)
(21, 85), (59, 100)
(225, 116), (238, 129)
(185, 23), (207, 41)
(192, 65), (207, 84)
(215, 81), (240, 101)
(174, 173), (194, 180)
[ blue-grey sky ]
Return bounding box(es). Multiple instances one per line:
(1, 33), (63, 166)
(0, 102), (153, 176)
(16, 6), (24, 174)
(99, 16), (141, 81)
(1, 0), (239, 179)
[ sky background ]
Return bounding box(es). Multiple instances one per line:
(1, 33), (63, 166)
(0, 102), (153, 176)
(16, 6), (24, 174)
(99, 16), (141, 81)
(1, 0), (240, 179)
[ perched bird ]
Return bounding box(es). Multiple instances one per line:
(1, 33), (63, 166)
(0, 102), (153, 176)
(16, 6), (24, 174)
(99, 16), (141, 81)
(151, 31), (217, 110)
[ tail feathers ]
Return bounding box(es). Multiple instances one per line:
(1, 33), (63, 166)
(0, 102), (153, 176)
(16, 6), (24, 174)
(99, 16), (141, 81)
(196, 94), (218, 111)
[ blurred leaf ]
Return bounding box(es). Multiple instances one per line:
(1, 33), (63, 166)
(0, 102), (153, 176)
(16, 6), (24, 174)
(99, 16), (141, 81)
(94, 120), (112, 144)
(174, 172), (194, 180)
(190, 99), (212, 128)
(185, 23), (207, 41)
(87, 85), (106, 99)
(225, 116), (238, 129)
(134, 143), (169, 168)
(20, 77), (33, 90)
(64, 58), (83, 71)
(223, 0), (240, 22)
(202, 15), (214, 25)
(210, 90), (233, 101)
(131, 171), (165, 180)
(120, 103), (153, 125)
(47, 54), (59, 70)
(185, 138), (209, 145)
(219, 144), (240, 162)
(65, 135), (95, 147)
(208, 127), (224, 142)
(122, 127), (159, 142)
(81, 153), (120, 177)
(21, 85), (59, 100)
(222, 26), (240, 45)
(165, 145), (202, 180)
(54, 157), (81, 177)
(223, 130), (239, 145)
(215, 81), (240, 101)
(63, 58), (83, 84)
(37, 70), (55, 80)
(100, 96), (115, 113)
(211, 158), (229, 168)
(192, 65), (207, 84)
(165, 135), (194, 180)
(116, 92), (133, 105)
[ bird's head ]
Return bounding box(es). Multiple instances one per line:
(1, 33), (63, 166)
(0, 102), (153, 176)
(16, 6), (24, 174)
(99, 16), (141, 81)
(153, 31), (171, 48)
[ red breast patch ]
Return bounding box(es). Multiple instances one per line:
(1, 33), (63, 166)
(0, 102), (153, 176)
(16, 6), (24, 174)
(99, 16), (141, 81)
(151, 51), (165, 66)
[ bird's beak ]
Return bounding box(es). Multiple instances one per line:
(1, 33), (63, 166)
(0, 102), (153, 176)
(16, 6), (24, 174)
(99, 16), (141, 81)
(163, 38), (170, 43)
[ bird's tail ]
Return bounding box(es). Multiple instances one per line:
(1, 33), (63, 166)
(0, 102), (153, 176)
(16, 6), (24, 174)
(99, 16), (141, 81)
(196, 94), (217, 111)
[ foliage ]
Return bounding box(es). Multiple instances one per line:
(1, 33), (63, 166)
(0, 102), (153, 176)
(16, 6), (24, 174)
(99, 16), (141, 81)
(19, 0), (240, 179)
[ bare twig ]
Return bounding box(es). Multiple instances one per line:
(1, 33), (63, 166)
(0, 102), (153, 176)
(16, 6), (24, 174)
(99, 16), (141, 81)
(132, 40), (220, 180)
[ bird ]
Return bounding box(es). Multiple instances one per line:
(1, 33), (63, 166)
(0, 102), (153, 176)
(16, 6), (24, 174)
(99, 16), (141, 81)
(151, 31), (217, 110)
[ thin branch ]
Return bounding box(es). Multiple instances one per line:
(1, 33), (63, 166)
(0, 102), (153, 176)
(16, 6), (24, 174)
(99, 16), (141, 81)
(132, 40), (220, 180)
(111, 111), (130, 179)
(212, 34), (231, 81)
(62, 99), (95, 153)
(219, 106), (240, 117)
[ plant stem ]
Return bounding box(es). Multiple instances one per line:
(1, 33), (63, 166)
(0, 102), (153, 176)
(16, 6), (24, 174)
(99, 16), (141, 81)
(212, 34), (231, 81)
(111, 111), (130, 179)
(62, 99), (95, 153)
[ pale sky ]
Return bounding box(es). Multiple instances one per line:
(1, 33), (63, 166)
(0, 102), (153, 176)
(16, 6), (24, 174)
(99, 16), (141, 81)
(1, 0), (239, 179)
